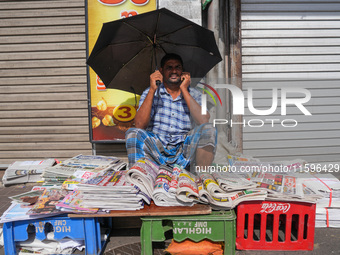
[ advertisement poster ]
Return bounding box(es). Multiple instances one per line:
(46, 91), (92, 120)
(86, 0), (156, 142)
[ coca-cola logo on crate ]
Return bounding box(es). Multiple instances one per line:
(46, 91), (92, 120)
(260, 202), (291, 213)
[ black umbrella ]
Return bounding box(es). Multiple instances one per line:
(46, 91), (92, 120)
(87, 8), (222, 95)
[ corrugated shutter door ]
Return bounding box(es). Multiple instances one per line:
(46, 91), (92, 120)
(241, 0), (340, 163)
(0, 0), (92, 165)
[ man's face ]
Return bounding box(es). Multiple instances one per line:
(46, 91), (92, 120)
(160, 59), (183, 86)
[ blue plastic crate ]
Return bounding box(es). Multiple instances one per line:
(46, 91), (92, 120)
(3, 215), (110, 255)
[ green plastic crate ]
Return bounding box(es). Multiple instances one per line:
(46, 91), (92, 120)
(140, 210), (236, 255)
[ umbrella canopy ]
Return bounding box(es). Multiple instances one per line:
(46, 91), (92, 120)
(87, 8), (222, 95)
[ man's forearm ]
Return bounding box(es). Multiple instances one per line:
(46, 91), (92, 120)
(182, 89), (210, 125)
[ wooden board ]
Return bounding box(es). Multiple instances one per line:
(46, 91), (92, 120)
(68, 203), (212, 218)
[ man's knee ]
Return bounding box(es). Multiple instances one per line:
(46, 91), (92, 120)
(198, 123), (217, 146)
(125, 127), (146, 140)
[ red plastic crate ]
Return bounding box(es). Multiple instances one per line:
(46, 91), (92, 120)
(236, 201), (316, 250)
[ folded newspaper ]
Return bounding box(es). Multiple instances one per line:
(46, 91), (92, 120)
(125, 158), (159, 198)
(2, 159), (57, 186)
(220, 158), (322, 204)
(176, 170), (267, 209)
(0, 201), (62, 223)
(212, 171), (257, 191)
(126, 159), (190, 206)
(73, 169), (151, 211)
(41, 155), (126, 185)
(243, 171), (322, 203)
(152, 165), (192, 206)
(26, 188), (71, 216)
(299, 172), (340, 207)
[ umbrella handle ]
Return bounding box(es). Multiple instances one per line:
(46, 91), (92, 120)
(156, 80), (161, 86)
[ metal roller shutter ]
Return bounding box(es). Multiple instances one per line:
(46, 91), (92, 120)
(0, 0), (92, 165)
(241, 0), (340, 164)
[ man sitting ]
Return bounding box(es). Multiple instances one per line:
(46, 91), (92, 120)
(125, 53), (217, 171)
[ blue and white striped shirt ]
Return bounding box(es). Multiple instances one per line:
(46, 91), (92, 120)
(138, 84), (202, 147)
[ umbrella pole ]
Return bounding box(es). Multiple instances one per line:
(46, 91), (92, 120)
(153, 46), (161, 86)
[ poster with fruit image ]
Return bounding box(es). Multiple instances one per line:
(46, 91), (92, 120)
(87, 0), (156, 142)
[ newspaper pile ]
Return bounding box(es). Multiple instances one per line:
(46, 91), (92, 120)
(152, 165), (193, 206)
(212, 171), (257, 191)
(0, 187), (68, 224)
(126, 159), (190, 206)
(223, 159), (321, 203)
(300, 172), (340, 228)
(41, 155), (126, 185)
(244, 171), (321, 203)
(301, 173), (340, 208)
(2, 159), (57, 186)
(315, 208), (340, 228)
(125, 158), (158, 198)
(69, 169), (151, 211)
(26, 188), (71, 216)
(176, 169), (267, 209)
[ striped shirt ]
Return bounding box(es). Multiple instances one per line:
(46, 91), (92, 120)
(138, 83), (202, 147)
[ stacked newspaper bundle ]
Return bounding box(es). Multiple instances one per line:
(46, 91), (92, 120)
(1, 188), (51, 223)
(125, 158), (159, 197)
(2, 159), (57, 186)
(72, 169), (151, 211)
(212, 171), (257, 191)
(0, 187), (71, 224)
(315, 208), (340, 228)
(152, 165), (191, 206)
(247, 171), (322, 203)
(301, 173), (340, 207)
(26, 188), (71, 216)
(176, 170), (267, 209)
(300, 172), (340, 227)
(126, 159), (189, 206)
(41, 155), (126, 185)
(227, 159), (321, 203)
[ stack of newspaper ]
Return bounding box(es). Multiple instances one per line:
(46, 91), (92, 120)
(41, 155), (126, 185)
(152, 165), (192, 206)
(0, 187), (70, 224)
(126, 159), (190, 206)
(26, 187), (71, 216)
(300, 172), (340, 228)
(315, 208), (340, 228)
(212, 171), (257, 191)
(72, 169), (151, 211)
(125, 158), (158, 198)
(176, 170), (267, 209)
(227, 159), (321, 203)
(247, 172), (311, 202)
(2, 159), (57, 186)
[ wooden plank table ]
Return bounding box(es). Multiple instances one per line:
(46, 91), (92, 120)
(68, 203), (211, 218)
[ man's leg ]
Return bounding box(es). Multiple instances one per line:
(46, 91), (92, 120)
(195, 145), (215, 168)
(183, 123), (217, 172)
(126, 128), (152, 167)
(125, 128), (167, 167)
